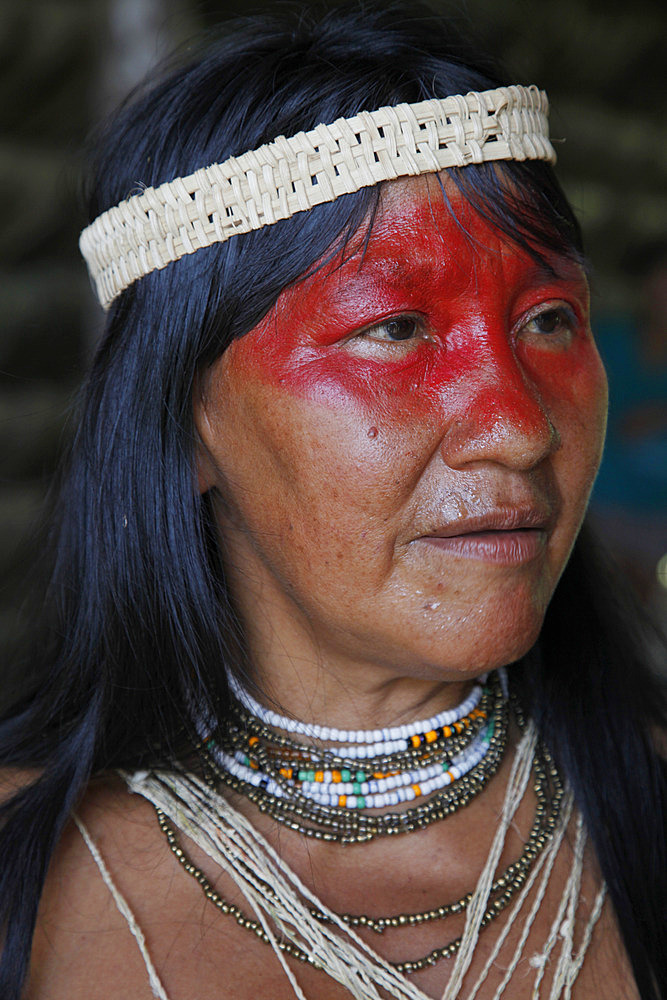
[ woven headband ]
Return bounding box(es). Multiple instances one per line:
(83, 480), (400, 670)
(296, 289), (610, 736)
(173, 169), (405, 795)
(80, 84), (555, 309)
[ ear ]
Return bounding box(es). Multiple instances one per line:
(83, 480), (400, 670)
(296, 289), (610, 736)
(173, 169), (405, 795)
(195, 439), (218, 495)
(192, 374), (219, 495)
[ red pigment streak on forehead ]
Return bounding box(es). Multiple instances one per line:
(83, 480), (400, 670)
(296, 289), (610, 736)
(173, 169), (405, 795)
(226, 179), (595, 418)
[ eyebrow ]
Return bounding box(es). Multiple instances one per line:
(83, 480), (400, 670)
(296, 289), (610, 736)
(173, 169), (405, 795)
(318, 231), (591, 303)
(520, 258), (590, 286)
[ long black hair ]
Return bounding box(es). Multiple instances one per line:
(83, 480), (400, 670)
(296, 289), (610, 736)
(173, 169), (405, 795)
(1, 5), (665, 998)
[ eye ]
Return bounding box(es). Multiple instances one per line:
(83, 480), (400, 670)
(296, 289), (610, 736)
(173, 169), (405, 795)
(342, 313), (430, 358)
(517, 304), (578, 346)
(362, 315), (425, 343)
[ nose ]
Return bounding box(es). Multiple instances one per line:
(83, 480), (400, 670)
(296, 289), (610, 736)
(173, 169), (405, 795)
(438, 350), (560, 472)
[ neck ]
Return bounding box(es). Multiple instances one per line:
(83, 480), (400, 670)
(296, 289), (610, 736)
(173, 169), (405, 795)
(234, 598), (485, 731)
(229, 668), (489, 740)
(245, 657), (480, 733)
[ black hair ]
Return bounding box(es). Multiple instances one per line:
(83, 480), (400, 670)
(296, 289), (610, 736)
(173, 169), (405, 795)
(1, 4), (665, 998)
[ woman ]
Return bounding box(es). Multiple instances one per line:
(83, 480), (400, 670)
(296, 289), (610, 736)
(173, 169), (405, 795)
(1, 4), (665, 998)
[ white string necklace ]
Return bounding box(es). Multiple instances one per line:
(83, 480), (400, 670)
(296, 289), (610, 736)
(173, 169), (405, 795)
(120, 721), (606, 1000)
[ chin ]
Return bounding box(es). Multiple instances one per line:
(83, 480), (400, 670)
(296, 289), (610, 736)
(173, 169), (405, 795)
(396, 592), (549, 678)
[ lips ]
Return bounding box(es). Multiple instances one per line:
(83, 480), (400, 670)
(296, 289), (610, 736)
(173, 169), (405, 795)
(417, 508), (552, 565)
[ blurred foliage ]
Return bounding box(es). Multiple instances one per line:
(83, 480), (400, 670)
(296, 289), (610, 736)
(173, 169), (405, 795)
(1, 0), (665, 656)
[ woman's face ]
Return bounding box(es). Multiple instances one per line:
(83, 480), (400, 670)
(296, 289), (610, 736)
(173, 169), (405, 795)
(196, 175), (607, 684)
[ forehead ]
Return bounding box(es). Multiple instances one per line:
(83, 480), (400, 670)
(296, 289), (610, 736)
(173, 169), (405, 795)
(334, 175), (494, 273)
(360, 174), (489, 251)
(280, 174), (581, 313)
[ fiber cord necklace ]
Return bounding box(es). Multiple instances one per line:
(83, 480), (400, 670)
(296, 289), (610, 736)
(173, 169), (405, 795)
(155, 735), (562, 973)
(153, 673), (568, 975)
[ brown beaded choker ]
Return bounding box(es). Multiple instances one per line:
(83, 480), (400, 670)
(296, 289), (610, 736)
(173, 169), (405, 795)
(199, 673), (508, 843)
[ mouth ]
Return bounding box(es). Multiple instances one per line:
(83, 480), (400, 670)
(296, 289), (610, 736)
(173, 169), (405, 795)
(417, 509), (552, 566)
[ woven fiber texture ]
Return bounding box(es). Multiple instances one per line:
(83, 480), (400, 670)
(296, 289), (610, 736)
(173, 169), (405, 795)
(80, 85), (555, 309)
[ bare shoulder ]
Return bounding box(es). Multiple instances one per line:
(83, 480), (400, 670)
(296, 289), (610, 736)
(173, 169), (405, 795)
(26, 774), (301, 1000)
(28, 775), (168, 1000)
(18, 772), (645, 1000)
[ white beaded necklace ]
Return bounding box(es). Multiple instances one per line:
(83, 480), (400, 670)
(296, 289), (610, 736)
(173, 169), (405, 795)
(208, 673), (499, 817)
(217, 720), (493, 811)
(227, 671), (486, 746)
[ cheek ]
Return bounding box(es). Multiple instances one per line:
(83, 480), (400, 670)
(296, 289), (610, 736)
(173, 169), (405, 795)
(521, 336), (608, 441)
(209, 360), (438, 563)
(203, 363), (390, 530)
(534, 344), (608, 511)
(250, 345), (442, 419)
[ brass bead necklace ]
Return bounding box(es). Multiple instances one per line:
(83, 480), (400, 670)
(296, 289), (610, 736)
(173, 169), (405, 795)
(155, 723), (563, 974)
(153, 674), (566, 975)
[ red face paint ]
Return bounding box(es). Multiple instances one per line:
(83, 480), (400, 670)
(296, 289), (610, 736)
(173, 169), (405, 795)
(196, 174), (608, 702)
(227, 180), (597, 436)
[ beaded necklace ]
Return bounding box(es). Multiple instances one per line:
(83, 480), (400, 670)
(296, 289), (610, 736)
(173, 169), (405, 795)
(227, 670), (487, 747)
(215, 714), (493, 809)
(156, 729), (564, 974)
(199, 672), (507, 843)
(167, 680), (568, 975)
(122, 711), (604, 1000)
